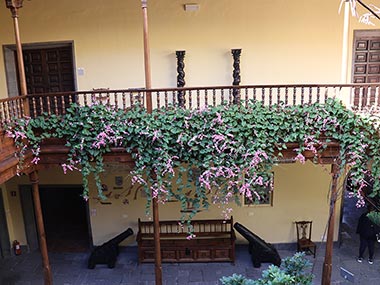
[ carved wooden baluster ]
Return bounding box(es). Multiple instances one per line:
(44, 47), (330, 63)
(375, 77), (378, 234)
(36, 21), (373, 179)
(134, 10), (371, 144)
(212, 88), (216, 107)
(231, 49), (241, 105)
(221, 88), (225, 104)
(18, 100), (24, 116)
(277, 88), (281, 105)
(37, 97), (43, 116)
(142, 91), (146, 107)
(114, 92), (119, 110)
(189, 90), (193, 109)
(17, 99), (23, 117)
(13, 99), (21, 118)
(164, 90), (168, 108)
(269, 87), (273, 107)
(172, 89), (177, 106)
(367, 87), (371, 107)
(129, 92), (134, 108)
(121, 92), (126, 110)
(106, 91), (110, 106)
(197, 89), (200, 109)
(204, 89), (208, 107)
(9, 101), (14, 119)
(31, 97), (36, 117)
(11, 100), (17, 119)
(55, 96), (60, 115)
(253, 87), (257, 103)
(359, 87), (363, 111)
(316, 87), (320, 103)
(155, 91), (160, 109)
(301, 87), (305, 105)
(261, 87), (265, 105)
(309, 87), (313, 104)
(5, 102), (9, 121)
(70, 93), (75, 105)
(285, 87), (289, 106)
(324, 88), (329, 104)
(0, 102), (4, 129)
(83, 93), (88, 106)
(46, 94), (51, 115)
(176, 50), (186, 107)
(293, 87), (297, 106)
(6, 101), (12, 120)
(244, 88), (249, 107)
(61, 95), (66, 115)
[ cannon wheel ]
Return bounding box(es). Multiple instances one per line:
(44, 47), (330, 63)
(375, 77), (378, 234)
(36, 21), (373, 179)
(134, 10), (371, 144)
(107, 261), (116, 269)
(88, 259), (96, 269)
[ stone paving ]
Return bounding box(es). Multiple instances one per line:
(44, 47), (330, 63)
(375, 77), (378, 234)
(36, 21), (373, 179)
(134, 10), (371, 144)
(1, 240), (380, 285)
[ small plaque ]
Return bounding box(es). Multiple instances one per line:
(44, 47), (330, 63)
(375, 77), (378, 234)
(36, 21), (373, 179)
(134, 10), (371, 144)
(115, 176), (123, 187)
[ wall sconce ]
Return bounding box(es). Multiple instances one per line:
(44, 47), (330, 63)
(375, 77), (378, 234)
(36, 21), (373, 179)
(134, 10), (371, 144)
(5, 0), (24, 9)
(184, 3), (200, 12)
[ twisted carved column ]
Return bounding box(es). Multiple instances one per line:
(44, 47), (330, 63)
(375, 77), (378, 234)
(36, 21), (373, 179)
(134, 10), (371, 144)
(231, 49), (242, 105)
(176, 50), (186, 107)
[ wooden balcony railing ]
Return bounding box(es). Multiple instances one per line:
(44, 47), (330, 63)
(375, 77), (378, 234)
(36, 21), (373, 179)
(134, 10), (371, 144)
(1, 83), (380, 131)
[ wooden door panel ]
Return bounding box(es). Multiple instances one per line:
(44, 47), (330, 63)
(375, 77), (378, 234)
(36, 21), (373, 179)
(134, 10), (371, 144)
(370, 40), (380, 50)
(20, 46), (75, 116)
(354, 65), (366, 74)
(356, 40), (368, 50)
(368, 64), (380, 74)
(369, 52), (380, 62)
(352, 32), (380, 107)
(355, 53), (367, 62)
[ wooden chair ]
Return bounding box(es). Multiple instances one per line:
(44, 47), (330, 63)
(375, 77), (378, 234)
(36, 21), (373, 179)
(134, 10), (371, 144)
(295, 221), (316, 258)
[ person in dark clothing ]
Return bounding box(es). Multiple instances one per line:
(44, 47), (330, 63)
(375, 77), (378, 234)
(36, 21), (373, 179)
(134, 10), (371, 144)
(356, 206), (379, 264)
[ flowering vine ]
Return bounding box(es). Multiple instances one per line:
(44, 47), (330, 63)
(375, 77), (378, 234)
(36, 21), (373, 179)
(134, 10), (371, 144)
(5, 98), (380, 223)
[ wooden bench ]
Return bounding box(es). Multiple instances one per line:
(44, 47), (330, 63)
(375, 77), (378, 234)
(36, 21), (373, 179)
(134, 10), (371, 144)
(137, 217), (236, 263)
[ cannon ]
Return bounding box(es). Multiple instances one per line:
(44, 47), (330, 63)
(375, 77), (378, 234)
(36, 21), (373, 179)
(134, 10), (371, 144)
(234, 222), (281, 268)
(88, 228), (133, 269)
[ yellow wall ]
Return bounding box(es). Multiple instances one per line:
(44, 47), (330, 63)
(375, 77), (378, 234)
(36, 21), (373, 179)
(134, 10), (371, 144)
(4, 161), (341, 246)
(1, 183), (27, 245)
(0, 184), (19, 247)
(0, 0), (345, 98)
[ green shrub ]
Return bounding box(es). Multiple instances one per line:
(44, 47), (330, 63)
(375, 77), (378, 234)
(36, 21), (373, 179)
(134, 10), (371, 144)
(220, 252), (314, 285)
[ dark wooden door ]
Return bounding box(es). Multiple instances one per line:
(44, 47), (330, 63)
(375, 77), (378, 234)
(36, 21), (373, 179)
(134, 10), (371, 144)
(23, 47), (75, 94)
(352, 32), (380, 106)
(19, 46), (76, 116)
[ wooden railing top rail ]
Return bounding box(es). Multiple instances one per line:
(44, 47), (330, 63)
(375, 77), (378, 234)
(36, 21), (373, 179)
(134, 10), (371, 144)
(1, 83), (380, 131)
(0, 83), (377, 96)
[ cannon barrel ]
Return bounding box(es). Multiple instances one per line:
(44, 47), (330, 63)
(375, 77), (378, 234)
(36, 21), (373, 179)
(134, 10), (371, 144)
(234, 222), (281, 267)
(106, 228), (134, 246)
(88, 228), (134, 269)
(234, 222), (269, 250)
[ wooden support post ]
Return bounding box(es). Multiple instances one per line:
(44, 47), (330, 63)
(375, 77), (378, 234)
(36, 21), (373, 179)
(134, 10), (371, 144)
(152, 195), (162, 284)
(142, 0), (153, 112)
(231, 49), (242, 105)
(176, 50), (186, 107)
(29, 171), (52, 285)
(141, 1), (162, 285)
(321, 163), (340, 285)
(5, 0), (30, 116)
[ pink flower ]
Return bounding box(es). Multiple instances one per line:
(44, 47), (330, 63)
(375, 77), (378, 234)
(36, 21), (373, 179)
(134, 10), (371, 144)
(31, 157), (40, 164)
(295, 153), (306, 164)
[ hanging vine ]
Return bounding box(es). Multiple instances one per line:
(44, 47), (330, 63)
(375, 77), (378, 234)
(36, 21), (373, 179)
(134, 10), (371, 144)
(6, 98), (380, 223)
